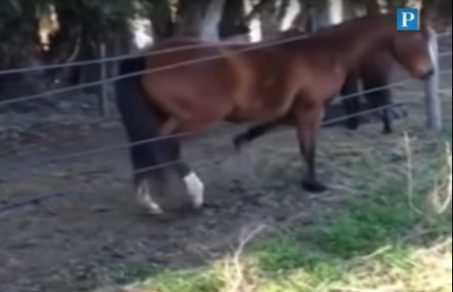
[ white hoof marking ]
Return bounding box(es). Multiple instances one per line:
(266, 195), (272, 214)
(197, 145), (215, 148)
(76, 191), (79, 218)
(136, 180), (163, 215)
(184, 171), (204, 209)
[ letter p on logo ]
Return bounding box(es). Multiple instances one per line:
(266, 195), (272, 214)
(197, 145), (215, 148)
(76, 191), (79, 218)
(397, 8), (420, 31)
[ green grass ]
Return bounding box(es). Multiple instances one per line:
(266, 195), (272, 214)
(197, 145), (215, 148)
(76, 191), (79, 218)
(97, 131), (452, 292)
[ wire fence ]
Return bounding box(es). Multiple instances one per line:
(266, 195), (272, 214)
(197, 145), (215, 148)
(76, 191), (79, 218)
(0, 29), (452, 217)
(0, 31), (451, 108)
(0, 102), (408, 216)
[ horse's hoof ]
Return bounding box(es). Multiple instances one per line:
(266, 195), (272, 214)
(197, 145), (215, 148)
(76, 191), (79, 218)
(302, 180), (328, 193)
(233, 135), (247, 151)
(382, 128), (393, 135)
(345, 122), (359, 131)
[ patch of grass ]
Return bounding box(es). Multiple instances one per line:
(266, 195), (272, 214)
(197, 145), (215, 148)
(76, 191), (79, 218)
(311, 184), (420, 258)
(139, 269), (222, 292)
(98, 132), (452, 292)
(252, 236), (306, 273)
(109, 265), (153, 286)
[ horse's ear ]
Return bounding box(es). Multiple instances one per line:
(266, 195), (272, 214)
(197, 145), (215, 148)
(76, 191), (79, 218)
(420, 7), (435, 29)
(418, 10), (427, 32)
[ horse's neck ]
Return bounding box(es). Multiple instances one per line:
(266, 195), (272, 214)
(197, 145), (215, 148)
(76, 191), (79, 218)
(317, 18), (394, 72)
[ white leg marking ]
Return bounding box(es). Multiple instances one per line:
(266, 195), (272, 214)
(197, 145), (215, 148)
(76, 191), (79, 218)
(136, 180), (163, 215)
(184, 171), (204, 209)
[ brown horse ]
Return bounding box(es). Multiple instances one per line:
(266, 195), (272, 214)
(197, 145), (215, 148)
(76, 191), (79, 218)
(276, 28), (396, 133)
(233, 29), (395, 149)
(115, 13), (435, 214)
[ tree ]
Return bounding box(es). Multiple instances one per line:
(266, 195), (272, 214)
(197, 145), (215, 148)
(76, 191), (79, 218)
(0, 0), (47, 69)
(219, 0), (250, 40)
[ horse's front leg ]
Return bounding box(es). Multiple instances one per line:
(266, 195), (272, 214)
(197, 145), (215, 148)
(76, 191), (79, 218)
(295, 105), (327, 193)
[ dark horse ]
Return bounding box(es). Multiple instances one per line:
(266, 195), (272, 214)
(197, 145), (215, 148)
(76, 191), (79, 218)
(115, 13), (435, 214)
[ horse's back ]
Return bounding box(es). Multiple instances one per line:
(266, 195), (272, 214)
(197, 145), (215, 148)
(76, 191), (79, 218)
(140, 37), (298, 126)
(143, 39), (232, 91)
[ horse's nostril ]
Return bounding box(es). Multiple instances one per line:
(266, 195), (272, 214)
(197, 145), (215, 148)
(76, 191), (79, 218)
(424, 68), (435, 79)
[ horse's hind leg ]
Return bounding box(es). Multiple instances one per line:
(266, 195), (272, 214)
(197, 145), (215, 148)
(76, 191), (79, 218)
(294, 105), (327, 193)
(115, 56), (204, 215)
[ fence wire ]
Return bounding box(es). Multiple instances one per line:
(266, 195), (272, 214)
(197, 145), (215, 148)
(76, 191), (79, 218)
(0, 30), (451, 108)
(0, 100), (410, 216)
(1, 68), (450, 184)
(0, 30), (450, 77)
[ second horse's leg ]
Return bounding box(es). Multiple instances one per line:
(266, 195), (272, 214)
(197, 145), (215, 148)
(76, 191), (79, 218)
(363, 80), (393, 134)
(341, 72), (361, 130)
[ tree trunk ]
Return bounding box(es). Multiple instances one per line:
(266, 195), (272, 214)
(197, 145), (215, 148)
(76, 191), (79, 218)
(343, 0), (367, 19)
(176, 0), (226, 41)
(277, 0), (291, 24)
(259, 1), (280, 37)
(149, 2), (175, 41)
(219, 0), (250, 41)
(386, 0), (409, 10)
(291, 8), (308, 30)
(307, 0), (329, 31)
(201, 0), (227, 41)
(327, 0), (344, 24)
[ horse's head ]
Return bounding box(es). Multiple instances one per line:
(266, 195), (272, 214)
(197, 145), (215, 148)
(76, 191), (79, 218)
(390, 17), (436, 80)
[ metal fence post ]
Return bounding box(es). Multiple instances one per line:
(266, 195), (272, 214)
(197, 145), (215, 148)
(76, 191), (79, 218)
(99, 43), (111, 117)
(425, 30), (442, 130)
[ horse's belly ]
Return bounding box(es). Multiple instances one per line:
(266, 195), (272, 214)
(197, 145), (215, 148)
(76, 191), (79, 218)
(227, 95), (291, 122)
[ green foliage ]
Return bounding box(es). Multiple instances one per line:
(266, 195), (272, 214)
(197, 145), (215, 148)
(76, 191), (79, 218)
(0, 0), (169, 69)
(51, 0), (136, 42)
(141, 269), (223, 292)
(0, 0), (46, 67)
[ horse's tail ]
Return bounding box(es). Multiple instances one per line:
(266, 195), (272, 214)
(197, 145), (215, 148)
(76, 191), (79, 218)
(115, 56), (160, 172)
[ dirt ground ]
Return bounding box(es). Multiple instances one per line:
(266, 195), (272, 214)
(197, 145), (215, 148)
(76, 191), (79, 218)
(0, 45), (451, 291)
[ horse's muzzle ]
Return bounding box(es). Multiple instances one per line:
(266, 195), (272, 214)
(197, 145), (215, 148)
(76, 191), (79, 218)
(423, 68), (435, 79)
(414, 66), (435, 80)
